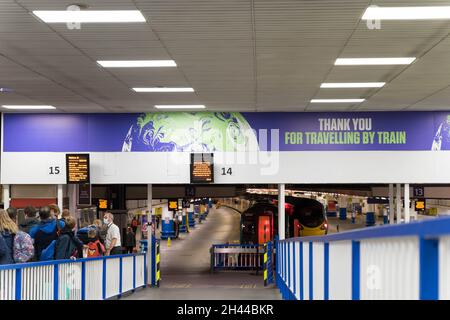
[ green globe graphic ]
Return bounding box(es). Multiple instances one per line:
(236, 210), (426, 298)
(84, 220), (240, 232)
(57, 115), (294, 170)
(122, 112), (258, 152)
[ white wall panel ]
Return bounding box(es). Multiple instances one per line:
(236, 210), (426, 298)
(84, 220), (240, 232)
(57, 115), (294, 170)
(329, 241), (352, 300)
(360, 237), (419, 300)
(312, 242), (324, 300)
(4, 151), (450, 184)
(302, 242), (309, 300)
(295, 242), (300, 300)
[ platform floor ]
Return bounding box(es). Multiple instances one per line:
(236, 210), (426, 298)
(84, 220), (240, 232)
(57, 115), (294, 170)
(125, 206), (281, 300)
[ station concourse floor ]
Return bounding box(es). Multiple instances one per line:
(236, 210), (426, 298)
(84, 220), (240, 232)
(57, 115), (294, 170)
(125, 206), (281, 300)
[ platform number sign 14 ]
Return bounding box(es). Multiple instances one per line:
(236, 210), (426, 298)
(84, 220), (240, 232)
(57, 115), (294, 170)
(221, 167), (232, 176)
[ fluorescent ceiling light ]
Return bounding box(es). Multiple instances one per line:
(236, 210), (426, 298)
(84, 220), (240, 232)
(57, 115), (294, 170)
(362, 6), (450, 20)
(133, 87), (194, 93)
(97, 60), (176, 68)
(321, 82), (385, 88)
(310, 99), (365, 103)
(2, 105), (56, 110)
(155, 105), (205, 109)
(33, 10), (146, 23)
(335, 58), (415, 65)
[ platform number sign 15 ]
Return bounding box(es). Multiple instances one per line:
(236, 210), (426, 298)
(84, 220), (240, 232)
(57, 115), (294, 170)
(413, 186), (425, 198)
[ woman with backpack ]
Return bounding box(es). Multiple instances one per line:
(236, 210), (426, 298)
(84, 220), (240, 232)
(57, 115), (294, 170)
(55, 216), (84, 260)
(0, 209), (16, 265)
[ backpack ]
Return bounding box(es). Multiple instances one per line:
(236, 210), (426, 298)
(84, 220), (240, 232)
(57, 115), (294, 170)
(13, 231), (34, 263)
(40, 239), (56, 261)
(87, 240), (105, 257)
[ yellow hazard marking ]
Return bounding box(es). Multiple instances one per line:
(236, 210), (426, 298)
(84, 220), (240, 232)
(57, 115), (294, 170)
(264, 254), (267, 263)
(156, 255), (160, 263)
(240, 284), (257, 289)
(156, 270), (161, 280)
(264, 270), (268, 280)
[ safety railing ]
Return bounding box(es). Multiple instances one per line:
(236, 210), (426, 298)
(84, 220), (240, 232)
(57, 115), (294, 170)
(276, 217), (450, 300)
(0, 253), (146, 300)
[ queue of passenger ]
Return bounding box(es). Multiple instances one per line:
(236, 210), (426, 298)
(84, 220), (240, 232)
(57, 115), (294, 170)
(0, 205), (125, 265)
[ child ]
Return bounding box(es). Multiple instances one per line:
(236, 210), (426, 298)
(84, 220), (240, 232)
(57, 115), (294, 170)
(87, 228), (105, 257)
(54, 216), (84, 260)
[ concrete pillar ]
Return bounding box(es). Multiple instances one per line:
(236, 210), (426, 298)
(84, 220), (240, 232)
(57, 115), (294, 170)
(147, 184), (152, 285)
(396, 183), (402, 224)
(404, 183), (410, 223)
(57, 184), (63, 212)
(388, 184), (394, 224)
(278, 184), (285, 240)
(68, 185), (77, 216)
(3, 184), (10, 210)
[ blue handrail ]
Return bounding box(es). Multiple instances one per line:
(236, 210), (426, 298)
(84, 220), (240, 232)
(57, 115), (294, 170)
(283, 216), (450, 242)
(0, 253), (145, 271)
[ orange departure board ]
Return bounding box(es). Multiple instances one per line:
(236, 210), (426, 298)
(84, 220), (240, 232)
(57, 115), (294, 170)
(190, 153), (214, 183)
(66, 154), (90, 184)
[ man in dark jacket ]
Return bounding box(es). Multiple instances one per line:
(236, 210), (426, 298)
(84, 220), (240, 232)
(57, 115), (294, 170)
(55, 216), (84, 260)
(20, 206), (39, 234)
(29, 206), (65, 260)
(0, 231), (14, 265)
(125, 226), (136, 254)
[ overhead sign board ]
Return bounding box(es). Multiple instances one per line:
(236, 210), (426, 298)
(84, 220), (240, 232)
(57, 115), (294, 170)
(66, 154), (90, 184)
(77, 184), (91, 206)
(413, 186), (425, 198)
(190, 153), (214, 184)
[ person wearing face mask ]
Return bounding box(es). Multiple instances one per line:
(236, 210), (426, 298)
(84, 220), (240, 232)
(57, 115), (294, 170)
(103, 212), (122, 256)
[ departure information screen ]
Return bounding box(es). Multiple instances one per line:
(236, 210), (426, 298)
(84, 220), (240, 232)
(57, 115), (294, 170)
(66, 154), (90, 184)
(190, 153), (214, 183)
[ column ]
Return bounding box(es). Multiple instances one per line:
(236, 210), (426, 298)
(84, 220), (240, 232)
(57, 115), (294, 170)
(388, 184), (394, 224)
(278, 184), (285, 240)
(404, 183), (410, 223)
(396, 183), (402, 224)
(68, 185), (77, 215)
(57, 184), (63, 212)
(3, 184), (10, 210)
(147, 184), (153, 285)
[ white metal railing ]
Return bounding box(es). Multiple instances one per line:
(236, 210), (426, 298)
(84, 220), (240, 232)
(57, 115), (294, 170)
(276, 217), (450, 300)
(0, 253), (147, 300)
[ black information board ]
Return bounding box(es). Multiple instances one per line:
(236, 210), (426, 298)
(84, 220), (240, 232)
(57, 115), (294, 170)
(190, 153), (214, 184)
(77, 184), (91, 206)
(66, 154), (90, 184)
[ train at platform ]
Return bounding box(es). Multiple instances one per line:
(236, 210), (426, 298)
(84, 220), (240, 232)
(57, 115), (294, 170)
(240, 196), (328, 244)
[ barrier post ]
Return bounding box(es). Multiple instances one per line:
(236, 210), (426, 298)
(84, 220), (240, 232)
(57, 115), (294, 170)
(118, 256), (123, 298)
(419, 238), (438, 300)
(151, 235), (156, 286)
(15, 268), (22, 301)
(264, 243), (268, 286)
(156, 240), (161, 287)
(53, 264), (59, 300)
(351, 241), (360, 300)
(132, 255), (136, 292)
(81, 261), (86, 300)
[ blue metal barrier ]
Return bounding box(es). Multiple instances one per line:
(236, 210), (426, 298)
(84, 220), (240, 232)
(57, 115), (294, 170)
(0, 253), (147, 300)
(276, 217), (450, 300)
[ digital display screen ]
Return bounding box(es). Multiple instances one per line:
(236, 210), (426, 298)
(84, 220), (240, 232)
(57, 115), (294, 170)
(190, 153), (214, 183)
(415, 199), (426, 211)
(98, 199), (108, 209)
(66, 154), (90, 184)
(168, 199), (178, 211)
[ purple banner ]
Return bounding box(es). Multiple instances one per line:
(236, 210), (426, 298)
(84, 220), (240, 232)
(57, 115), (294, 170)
(3, 111), (450, 152)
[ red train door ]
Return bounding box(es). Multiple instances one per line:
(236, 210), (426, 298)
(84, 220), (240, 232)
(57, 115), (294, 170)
(258, 216), (271, 244)
(293, 218), (300, 237)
